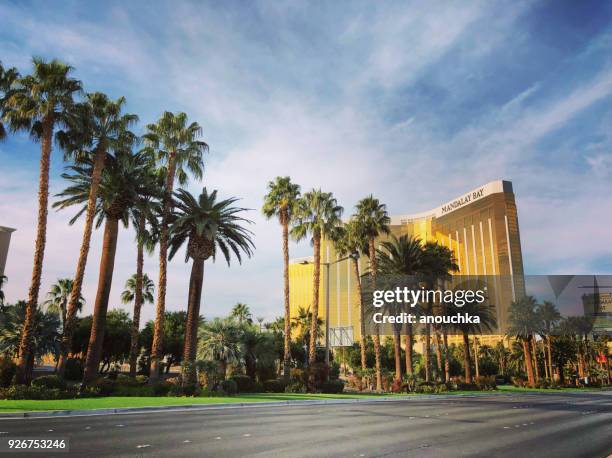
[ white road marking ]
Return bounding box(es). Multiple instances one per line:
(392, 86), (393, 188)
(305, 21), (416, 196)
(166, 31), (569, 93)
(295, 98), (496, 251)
(503, 427), (510, 429)
(215, 437), (222, 440)
(47, 429), (54, 432)
(116, 424), (125, 427)
(522, 424), (528, 426)
(243, 434), (251, 437)
(183, 440), (192, 443)
(85, 426), (91, 430)
(136, 444), (151, 449)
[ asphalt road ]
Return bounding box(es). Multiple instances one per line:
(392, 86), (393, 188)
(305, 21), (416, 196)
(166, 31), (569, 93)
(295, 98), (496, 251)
(1, 391), (611, 457)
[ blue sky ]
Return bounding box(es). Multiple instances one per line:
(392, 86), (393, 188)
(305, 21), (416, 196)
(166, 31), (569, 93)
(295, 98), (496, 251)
(1, 0), (612, 322)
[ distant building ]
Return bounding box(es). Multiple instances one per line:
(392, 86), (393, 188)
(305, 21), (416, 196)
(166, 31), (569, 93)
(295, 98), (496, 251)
(0, 226), (15, 277)
(289, 180), (525, 348)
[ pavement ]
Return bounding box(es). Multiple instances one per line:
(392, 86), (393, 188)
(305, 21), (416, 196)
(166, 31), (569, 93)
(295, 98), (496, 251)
(0, 391), (610, 457)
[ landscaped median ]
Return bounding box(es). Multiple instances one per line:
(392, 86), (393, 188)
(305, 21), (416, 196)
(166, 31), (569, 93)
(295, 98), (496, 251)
(2, 385), (606, 416)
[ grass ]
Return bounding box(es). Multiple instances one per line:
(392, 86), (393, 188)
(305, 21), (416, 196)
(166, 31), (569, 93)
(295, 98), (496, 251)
(1, 386), (606, 413)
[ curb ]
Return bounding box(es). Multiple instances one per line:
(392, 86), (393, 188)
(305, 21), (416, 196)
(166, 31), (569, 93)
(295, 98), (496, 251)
(0, 392), (501, 420)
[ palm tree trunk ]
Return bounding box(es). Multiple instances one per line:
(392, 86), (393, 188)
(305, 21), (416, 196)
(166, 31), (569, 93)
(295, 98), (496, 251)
(405, 328), (413, 376)
(435, 330), (444, 381)
(547, 336), (556, 381)
(531, 338), (540, 382)
(129, 215), (146, 377)
(352, 258), (367, 371)
(282, 218), (291, 382)
(462, 332), (472, 383)
(16, 118), (53, 385)
(424, 324), (431, 382)
(369, 238), (382, 392)
(82, 217), (120, 385)
(523, 337), (535, 387)
(443, 332), (450, 383)
(393, 327), (402, 381)
(308, 233), (321, 368)
(150, 153), (176, 382)
(182, 257), (204, 386)
(474, 338), (480, 378)
(58, 143), (106, 376)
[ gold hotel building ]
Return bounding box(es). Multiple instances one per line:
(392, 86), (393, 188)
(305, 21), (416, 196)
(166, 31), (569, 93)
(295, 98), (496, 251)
(288, 180), (525, 348)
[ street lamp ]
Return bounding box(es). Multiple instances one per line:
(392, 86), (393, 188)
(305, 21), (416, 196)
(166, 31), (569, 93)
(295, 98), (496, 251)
(301, 253), (357, 366)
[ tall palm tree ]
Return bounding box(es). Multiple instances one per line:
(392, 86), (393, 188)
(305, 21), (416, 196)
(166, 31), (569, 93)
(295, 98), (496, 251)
(354, 196), (389, 390)
(125, 189), (160, 377)
(262, 176), (301, 381)
(451, 300), (496, 383)
(507, 295), (540, 387)
(3, 58), (82, 384)
(333, 220), (368, 370)
(55, 148), (158, 385)
(376, 234), (423, 379)
(168, 187), (254, 385)
(197, 317), (242, 379)
(143, 111), (208, 382)
(121, 273), (155, 377)
(291, 306), (323, 351)
(56, 92), (138, 375)
(537, 300), (561, 380)
(44, 278), (84, 331)
(419, 241), (458, 382)
(0, 62), (20, 141)
(231, 303), (253, 326)
(291, 189), (343, 371)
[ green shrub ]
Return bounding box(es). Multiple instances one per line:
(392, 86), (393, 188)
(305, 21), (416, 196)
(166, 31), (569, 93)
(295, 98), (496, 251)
(285, 381), (307, 393)
(64, 358), (83, 381)
(135, 375), (149, 384)
(0, 385), (78, 400)
(32, 375), (67, 391)
(113, 385), (154, 397)
(263, 379), (285, 393)
(88, 377), (116, 396)
(231, 375), (257, 393)
(329, 362), (341, 380)
(220, 379), (238, 395)
(320, 379), (344, 394)
(0, 357), (17, 388)
(151, 381), (172, 396)
(198, 388), (226, 397)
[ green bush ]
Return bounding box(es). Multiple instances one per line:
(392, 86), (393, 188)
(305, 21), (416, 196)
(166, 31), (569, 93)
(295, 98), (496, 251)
(151, 381), (172, 396)
(263, 379), (285, 393)
(0, 385), (78, 400)
(320, 379), (344, 394)
(220, 379), (238, 395)
(231, 375), (257, 393)
(113, 385), (154, 397)
(88, 377), (116, 396)
(32, 375), (67, 391)
(285, 381), (307, 393)
(0, 357), (17, 388)
(64, 358), (83, 381)
(135, 375), (149, 384)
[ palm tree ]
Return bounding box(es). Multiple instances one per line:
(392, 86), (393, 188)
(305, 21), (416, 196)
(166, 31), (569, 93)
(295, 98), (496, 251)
(507, 295), (540, 387)
(291, 189), (343, 371)
(419, 241), (458, 382)
(354, 196), (389, 390)
(3, 58), (81, 384)
(537, 301), (561, 380)
(262, 176), (301, 381)
(168, 187), (254, 385)
(451, 300), (496, 383)
(56, 93), (138, 376)
(121, 273), (155, 377)
(44, 278), (84, 331)
(197, 317), (241, 379)
(0, 62), (19, 141)
(334, 220), (368, 370)
(123, 186), (161, 377)
(55, 148), (158, 385)
(291, 306), (323, 351)
(0, 301), (61, 362)
(231, 303), (253, 326)
(376, 234), (423, 379)
(143, 111), (208, 382)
